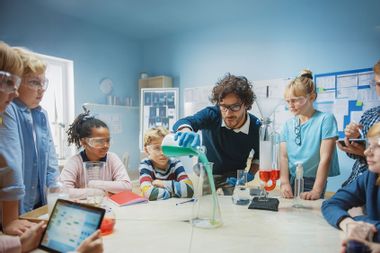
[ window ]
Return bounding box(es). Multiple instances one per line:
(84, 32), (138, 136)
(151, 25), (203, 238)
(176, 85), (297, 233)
(37, 53), (75, 161)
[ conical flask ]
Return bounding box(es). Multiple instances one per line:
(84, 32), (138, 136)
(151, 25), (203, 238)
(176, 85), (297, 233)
(191, 162), (222, 229)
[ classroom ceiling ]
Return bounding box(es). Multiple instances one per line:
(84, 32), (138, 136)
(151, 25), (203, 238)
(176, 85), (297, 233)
(33, 0), (380, 40)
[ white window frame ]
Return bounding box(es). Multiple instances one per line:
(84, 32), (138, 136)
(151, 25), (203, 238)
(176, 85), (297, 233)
(36, 53), (75, 162)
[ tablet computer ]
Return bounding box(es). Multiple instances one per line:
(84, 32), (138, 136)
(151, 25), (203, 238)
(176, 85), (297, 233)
(338, 138), (366, 147)
(39, 199), (105, 253)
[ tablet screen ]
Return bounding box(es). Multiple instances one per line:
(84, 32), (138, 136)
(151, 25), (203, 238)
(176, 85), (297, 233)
(40, 199), (105, 253)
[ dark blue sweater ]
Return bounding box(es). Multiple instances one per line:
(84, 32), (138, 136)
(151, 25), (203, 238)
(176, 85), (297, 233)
(321, 171), (380, 242)
(173, 106), (261, 175)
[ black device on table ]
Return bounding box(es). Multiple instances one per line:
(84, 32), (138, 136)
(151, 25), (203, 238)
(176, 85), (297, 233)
(39, 199), (105, 253)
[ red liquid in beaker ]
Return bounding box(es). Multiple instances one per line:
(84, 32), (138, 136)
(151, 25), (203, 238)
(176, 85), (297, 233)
(100, 218), (115, 236)
(259, 170), (271, 182)
(259, 170), (280, 192)
(271, 170), (280, 181)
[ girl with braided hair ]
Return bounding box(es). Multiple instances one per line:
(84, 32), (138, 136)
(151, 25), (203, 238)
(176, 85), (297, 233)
(60, 109), (131, 199)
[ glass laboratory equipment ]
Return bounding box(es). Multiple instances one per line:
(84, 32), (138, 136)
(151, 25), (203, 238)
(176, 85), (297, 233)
(232, 169), (250, 205)
(83, 161), (106, 205)
(161, 133), (223, 229)
(100, 204), (116, 236)
(293, 162), (304, 208)
(255, 86), (283, 207)
(191, 162), (223, 228)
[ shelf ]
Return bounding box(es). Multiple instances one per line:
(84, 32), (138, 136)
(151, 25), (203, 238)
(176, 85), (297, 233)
(82, 103), (139, 109)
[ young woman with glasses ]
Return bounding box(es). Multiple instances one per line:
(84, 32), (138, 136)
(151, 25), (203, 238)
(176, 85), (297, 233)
(60, 110), (131, 199)
(280, 70), (340, 200)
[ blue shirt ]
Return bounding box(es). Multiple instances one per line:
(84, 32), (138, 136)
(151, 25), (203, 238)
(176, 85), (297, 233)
(280, 110), (340, 178)
(343, 106), (380, 186)
(321, 171), (380, 242)
(173, 106), (261, 175)
(0, 99), (59, 213)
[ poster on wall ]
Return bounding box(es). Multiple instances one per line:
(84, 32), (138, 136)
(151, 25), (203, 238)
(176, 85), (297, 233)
(140, 88), (179, 149)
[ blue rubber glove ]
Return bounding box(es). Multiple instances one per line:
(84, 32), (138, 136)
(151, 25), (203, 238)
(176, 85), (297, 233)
(174, 131), (200, 148)
(226, 172), (254, 186)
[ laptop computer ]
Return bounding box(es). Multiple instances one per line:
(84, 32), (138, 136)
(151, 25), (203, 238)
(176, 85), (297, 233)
(39, 199), (105, 253)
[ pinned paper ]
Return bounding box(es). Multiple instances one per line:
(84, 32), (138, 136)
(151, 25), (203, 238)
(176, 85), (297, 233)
(356, 100), (363, 106)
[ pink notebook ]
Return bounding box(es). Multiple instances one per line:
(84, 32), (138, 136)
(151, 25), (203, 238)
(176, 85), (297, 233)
(108, 191), (148, 206)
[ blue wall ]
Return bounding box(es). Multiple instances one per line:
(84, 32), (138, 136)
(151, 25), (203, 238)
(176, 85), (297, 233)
(1, 0), (379, 191)
(141, 1), (380, 191)
(0, 1), (142, 114)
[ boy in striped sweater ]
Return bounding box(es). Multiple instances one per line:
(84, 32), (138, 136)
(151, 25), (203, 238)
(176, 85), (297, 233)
(139, 127), (194, 200)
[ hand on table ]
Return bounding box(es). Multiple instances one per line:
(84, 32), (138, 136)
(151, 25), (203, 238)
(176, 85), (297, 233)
(301, 190), (321, 200)
(280, 183), (293, 198)
(3, 219), (34, 236)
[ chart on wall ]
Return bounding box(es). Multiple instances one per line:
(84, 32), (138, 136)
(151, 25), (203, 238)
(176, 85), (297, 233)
(140, 88), (179, 149)
(314, 68), (378, 138)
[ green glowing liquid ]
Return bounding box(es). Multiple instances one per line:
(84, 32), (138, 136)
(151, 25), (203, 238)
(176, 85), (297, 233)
(161, 146), (199, 157)
(162, 145), (218, 224)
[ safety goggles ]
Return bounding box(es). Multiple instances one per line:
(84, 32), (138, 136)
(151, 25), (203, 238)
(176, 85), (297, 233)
(219, 103), (243, 112)
(25, 76), (49, 91)
(85, 137), (111, 148)
(0, 71), (21, 94)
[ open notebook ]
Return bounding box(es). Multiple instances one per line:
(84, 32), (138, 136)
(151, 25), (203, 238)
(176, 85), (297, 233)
(109, 191), (148, 206)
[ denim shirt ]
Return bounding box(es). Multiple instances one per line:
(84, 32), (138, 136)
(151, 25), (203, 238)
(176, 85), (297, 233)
(0, 99), (59, 214)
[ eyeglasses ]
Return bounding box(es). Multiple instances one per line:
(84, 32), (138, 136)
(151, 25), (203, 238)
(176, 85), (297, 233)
(285, 96), (308, 106)
(85, 137), (111, 148)
(147, 144), (163, 153)
(294, 118), (301, 146)
(219, 103), (243, 112)
(25, 77), (49, 91)
(0, 71), (21, 94)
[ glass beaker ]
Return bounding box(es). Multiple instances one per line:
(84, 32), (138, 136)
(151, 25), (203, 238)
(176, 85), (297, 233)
(100, 204), (116, 236)
(232, 170), (250, 205)
(191, 162), (222, 229)
(83, 161), (106, 205)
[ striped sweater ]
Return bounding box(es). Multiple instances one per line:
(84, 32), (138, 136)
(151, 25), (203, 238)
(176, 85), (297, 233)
(139, 158), (194, 201)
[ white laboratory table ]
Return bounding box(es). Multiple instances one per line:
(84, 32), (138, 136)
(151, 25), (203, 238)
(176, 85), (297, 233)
(99, 196), (341, 253)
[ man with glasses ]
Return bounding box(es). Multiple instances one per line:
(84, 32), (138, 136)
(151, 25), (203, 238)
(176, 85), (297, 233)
(0, 47), (59, 235)
(173, 73), (261, 193)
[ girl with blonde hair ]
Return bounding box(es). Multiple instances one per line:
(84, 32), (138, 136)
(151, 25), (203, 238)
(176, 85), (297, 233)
(280, 70), (340, 200)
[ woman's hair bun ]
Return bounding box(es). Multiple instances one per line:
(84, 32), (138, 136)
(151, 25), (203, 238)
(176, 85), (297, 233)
(300, 69), (313, 80)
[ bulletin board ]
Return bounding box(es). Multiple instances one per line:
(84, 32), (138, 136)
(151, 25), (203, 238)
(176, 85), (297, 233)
(140, 88), (179, 149)
(314, 68), (377, 138)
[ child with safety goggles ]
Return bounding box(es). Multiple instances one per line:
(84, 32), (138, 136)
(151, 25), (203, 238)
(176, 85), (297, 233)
(139, 126), (194, 200)
(59, 109), (132, 199)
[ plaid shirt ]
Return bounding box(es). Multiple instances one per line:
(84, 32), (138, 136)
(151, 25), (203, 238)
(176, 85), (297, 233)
(342, 105), (380, 186)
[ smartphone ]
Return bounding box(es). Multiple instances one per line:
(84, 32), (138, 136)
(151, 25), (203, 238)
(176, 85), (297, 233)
(337, 138), (366, 147)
